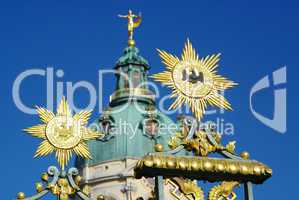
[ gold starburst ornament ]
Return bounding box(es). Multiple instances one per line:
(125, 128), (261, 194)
(24, 97), (103, 169)
(152, 39), (237, 120)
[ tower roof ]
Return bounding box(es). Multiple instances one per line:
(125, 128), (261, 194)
(115, 46), (149, 69)
(75, 14), (181, 167)
(109, 44), (154, 106)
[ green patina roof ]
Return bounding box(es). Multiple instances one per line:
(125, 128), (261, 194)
(76, 45), (187, 167)
(80, 102), (178, 166)
(115, 46), (149, 68)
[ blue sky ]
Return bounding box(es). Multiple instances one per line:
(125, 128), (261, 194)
(0, 0), (297, 199)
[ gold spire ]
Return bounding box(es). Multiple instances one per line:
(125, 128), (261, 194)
(118, 9), (142, 46)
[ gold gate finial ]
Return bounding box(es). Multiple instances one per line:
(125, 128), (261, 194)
(118, 9), (142, 46)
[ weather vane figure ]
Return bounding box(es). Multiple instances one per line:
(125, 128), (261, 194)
(118, 9), (142, 46)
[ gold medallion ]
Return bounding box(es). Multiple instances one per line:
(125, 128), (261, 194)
(24, 97), (103, 169)
(172, 60), (214, 98)
(152, 39), (237, 120)
(46, 116), (81, 149)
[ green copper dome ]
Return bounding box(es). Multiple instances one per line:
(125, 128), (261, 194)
(76, 45), (183, 167)
(84, 103), (176, 165)
(115, 46), (149, 67)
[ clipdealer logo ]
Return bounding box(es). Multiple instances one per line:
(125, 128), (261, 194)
(249, 66), (287, 134)
(11, 66), (287, 134)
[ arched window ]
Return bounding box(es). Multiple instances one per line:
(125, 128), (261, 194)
(132, 70), (141, 88)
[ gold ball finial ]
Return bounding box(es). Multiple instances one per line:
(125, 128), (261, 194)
(97, 195), (105, 200)
(41, 172), (49, 182)
(128, 39), (135, 47)
(35, 182), (43, 193)
(17, 192), (25, 199)
(154, 144), (164, 152)
(240, 151), (250, 159)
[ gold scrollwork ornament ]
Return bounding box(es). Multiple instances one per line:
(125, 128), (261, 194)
(208, 181), (240, 200)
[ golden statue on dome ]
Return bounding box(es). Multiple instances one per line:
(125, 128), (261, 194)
(118, 9), (142, 46)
